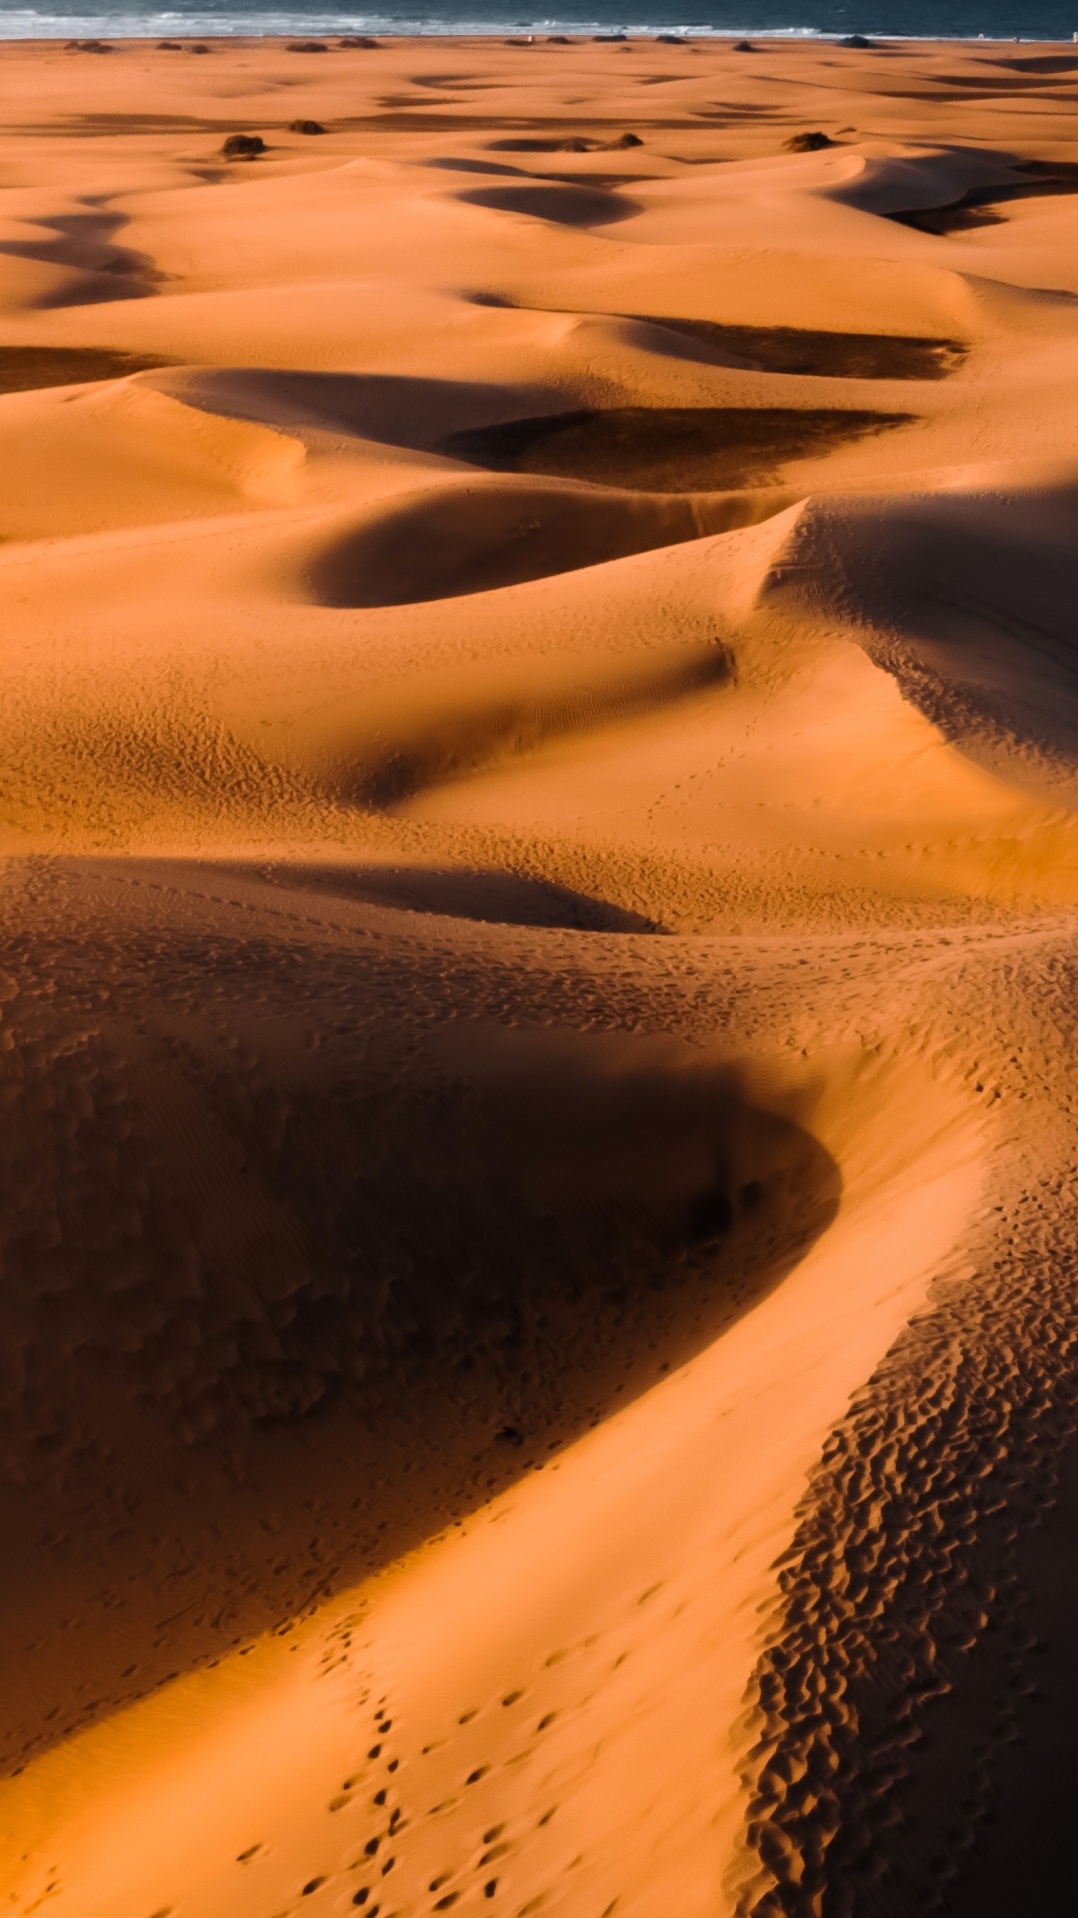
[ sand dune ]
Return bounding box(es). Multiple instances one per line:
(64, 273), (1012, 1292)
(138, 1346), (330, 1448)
(2, 32), (1078, 1918)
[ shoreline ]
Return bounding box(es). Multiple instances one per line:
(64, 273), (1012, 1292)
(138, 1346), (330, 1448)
(3, 31), (1078, 49)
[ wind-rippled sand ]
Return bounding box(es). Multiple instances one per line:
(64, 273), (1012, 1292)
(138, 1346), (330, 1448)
(2, 32), (1077, 1918)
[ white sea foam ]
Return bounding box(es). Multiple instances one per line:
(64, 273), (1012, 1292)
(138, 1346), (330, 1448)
(0, 3), (1071, 44)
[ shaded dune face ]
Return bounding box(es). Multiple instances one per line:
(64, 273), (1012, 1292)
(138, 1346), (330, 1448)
(617, 318), (966, 379)
(0, 344), (174, 391)
(152, 365), (530, 448)
(302, 643), (737, 806)
(0, 880), (838, 1769)
(257, 860), (665, 929)
(304, 480), (723, 607)
(455, 180), (640, 225)
(886, 160), (1078, 233)
(443, 407), (914, 491)
(467, 301), (968, 380)
(0, 207), (159, 307)
(777, 489), (1078, 805)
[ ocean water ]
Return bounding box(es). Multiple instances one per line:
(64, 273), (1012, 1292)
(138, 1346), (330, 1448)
(0, 0), (1073, 43)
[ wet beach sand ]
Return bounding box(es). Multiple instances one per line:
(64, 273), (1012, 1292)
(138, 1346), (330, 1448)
(1, 30), (1078, 1918)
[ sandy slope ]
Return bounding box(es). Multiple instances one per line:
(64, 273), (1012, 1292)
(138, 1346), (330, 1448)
(2, 32), (1078, 1918)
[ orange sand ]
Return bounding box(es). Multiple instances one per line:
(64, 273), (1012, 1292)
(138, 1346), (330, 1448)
(1, 31), (1077, 1918)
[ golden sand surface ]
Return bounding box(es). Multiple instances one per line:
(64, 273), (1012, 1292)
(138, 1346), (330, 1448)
(2, 30), (1078, 1918)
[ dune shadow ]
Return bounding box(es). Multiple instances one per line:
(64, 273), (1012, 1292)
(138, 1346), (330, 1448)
(424, 154), (532, 175)
(249, 860), (665, 931)
(0, 952), (841, 1771)
(888, 160), (1078, 235)
(0, 205), (162, 306)
(491, 135), (605, 150)
(0, 344), (175, 394)
(836, 490), (1078, 802)
(619, 316), (967, 381)
(987, 52), (1078, 73)
(444, 405), (913, 493)
(488, 134), (641, 152)
(334, 643), (735, 806)
(466, 293), (965, 380)
(455, 180), (639, 226)
(66, 111), (236, 132)
(932, 57), (1078, 83)
(156, 364), (551, 452)
(304, 477), (725, 609)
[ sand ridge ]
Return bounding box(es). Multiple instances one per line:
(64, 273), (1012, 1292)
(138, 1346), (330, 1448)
(1, 31), (1078, 1918)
